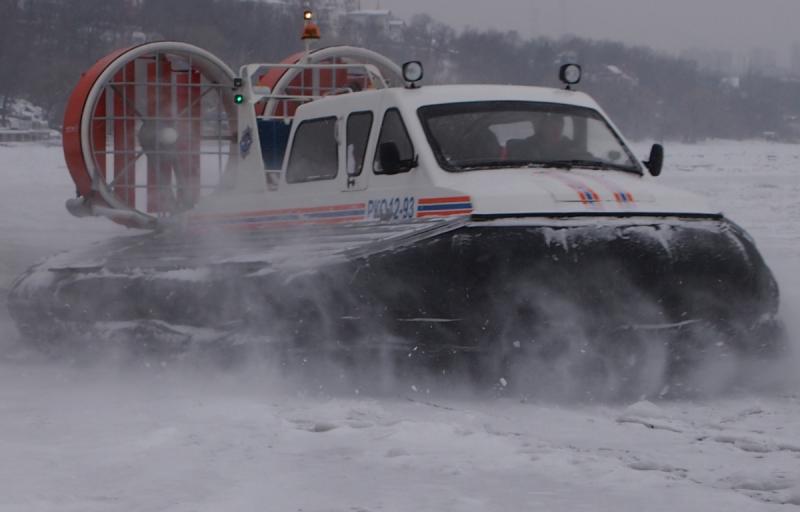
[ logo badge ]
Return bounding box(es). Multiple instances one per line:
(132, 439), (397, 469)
(239, 126), (253, 159)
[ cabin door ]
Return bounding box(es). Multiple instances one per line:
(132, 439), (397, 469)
(341, 111), (374, 192)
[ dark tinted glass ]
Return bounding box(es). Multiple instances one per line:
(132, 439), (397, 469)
(373, 109), (414, 174)
(286, 117), (338, 183)
(418, 101), (639, 173)
(346, 111), (373, 177)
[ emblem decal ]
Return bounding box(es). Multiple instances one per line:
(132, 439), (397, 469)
(239, 126), (253, 159)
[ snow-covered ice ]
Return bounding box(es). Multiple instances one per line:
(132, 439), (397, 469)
(0, 140), (799, 511)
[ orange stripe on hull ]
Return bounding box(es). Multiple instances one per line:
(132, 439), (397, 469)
(418, 196), (471, 205)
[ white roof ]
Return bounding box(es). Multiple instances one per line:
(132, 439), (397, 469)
(387, 84), (601, 110)
(299, 84), (602, 119)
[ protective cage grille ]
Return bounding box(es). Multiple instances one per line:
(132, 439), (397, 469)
(84, 46), (235, 218)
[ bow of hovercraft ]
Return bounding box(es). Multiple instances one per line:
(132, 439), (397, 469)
(306, 168), (782, 366)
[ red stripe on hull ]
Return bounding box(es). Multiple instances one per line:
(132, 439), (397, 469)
(418, 195), (471, 205)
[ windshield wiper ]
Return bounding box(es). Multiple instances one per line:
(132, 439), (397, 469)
(455, 160), (543, 171)
(450, 159), (638, 173)
(538, 159), (638, 172)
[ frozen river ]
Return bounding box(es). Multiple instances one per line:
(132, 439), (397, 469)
(0, 140), (798, 511)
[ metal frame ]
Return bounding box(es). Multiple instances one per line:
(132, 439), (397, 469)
(78, 42), (236, 226)
(242, 46), (404, 121)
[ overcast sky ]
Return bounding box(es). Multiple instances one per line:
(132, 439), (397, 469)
(370, 0), (799, 65)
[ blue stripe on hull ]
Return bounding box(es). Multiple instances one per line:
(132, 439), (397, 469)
(417, 203), (472, 212)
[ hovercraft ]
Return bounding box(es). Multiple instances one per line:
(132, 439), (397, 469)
(8, 12), (781, 375)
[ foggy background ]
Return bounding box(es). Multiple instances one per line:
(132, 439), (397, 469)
(378, 0), (799, 66)
(2, 0), (800, 140)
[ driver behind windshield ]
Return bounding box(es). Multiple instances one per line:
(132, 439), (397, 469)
(418, 101), (640, 172)
(507, 113), (579, 162)
(457, 125), (502, 163)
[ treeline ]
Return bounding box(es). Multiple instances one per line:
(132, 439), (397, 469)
(2, 0), (799, 141)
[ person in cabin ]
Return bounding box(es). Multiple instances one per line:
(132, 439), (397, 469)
(506, 113), (571, 162)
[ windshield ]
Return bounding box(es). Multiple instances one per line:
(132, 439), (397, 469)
(418, 101), (641, 173)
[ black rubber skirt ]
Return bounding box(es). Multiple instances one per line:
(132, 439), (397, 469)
(7, 215), (782, 363)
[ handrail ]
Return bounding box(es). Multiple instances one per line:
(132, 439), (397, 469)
(239, 61), (388, 121)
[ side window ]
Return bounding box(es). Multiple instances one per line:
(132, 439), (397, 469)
(373, 108), (414, 175)
(286, 117), (338, 183)
(346, 111), (373, 177)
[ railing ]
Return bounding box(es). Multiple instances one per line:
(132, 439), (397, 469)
(239, 62), (388, 121)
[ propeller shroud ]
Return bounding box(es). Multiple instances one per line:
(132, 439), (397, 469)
(63, 41), (237, 228)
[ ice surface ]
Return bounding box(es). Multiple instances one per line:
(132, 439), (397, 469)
(0, 140), (799, 511)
